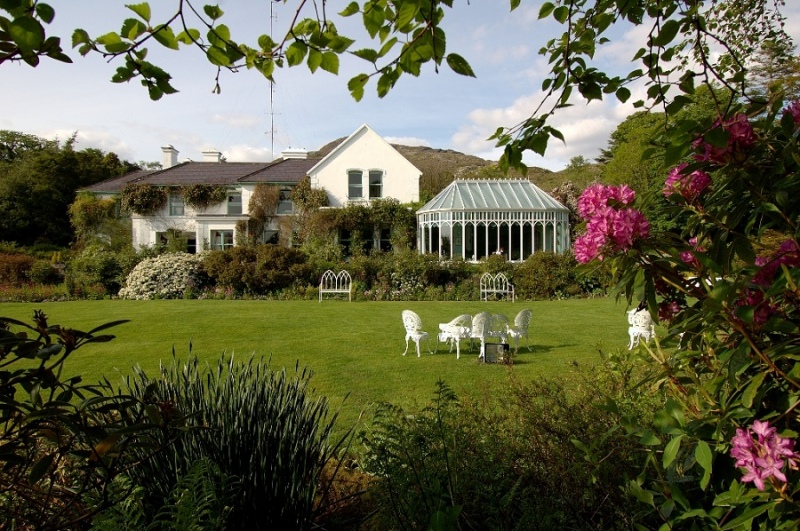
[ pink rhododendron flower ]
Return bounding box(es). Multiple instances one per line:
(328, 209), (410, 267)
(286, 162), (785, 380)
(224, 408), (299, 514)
(658, 300), (681, 322)
(680, 237), (704, 269)
(784, 100), (800, 125)
(663, 164), (712, 202)
(693, 113), (755, 164)
(731, 421), (800, 491)
(574, 184), (650, 263)
(752, 239), (800, 286)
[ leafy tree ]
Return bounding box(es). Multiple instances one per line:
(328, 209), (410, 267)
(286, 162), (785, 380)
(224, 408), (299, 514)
(0, 133), (133, 246)
(748, 39), (800, 101)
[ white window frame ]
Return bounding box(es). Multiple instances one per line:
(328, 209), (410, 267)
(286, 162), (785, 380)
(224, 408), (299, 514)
(211, 229), (234, 250)
(277, 187), (293, 215)
(169, 193), (184, 216)
(369, 170), (383, 199)
(348, 170), (363, 199)
(227, 192), (242, 215)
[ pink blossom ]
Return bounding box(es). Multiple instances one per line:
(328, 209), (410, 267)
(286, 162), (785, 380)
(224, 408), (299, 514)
(574, 184), (650, 263)
(680, 237), (704, 269)
(573, 231), (607, 264)
(663, 164), (712, 201)
(658, 300), (681, 322)
(752, 239), (800, 286)
(693, 113), (755, 164)
(784, 100), (800, 125)
(731, 420), (800, 491)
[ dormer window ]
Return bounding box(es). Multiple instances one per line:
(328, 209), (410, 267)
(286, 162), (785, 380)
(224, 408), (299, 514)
(228, 192), (242, 215)
(348, 170), (363, 199)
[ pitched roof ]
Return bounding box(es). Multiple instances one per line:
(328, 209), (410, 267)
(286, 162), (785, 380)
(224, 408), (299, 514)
(82, 169), (156, 193)
(241, 158), (318, 183)
(418, 179), (568, 212)
(82, 158), (319, 193)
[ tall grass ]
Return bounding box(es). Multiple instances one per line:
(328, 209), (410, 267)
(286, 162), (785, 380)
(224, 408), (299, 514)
(124, 354), (346, 530)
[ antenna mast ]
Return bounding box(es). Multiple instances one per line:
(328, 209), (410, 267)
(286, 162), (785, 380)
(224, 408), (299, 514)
(269, 3), (277, 159)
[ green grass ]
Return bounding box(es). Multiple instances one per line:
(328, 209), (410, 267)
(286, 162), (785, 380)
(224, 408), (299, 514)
(0, 297), (639, 432)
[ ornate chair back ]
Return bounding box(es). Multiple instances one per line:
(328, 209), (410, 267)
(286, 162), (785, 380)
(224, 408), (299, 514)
(402, 310), (430, 357)
(627, 309), (656, 349)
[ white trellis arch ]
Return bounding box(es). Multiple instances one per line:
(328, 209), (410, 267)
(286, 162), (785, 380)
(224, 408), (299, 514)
(416, 180), (570, 262)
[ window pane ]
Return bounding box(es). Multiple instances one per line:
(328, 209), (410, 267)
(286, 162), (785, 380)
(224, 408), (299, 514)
(228, 193), (242, 215)
(277, 188), (293, 214)
(369, 170), (382, 199)
(348, 171), (363, 199)
(211, 230), (234, 250)
(169, 194), (184, 216)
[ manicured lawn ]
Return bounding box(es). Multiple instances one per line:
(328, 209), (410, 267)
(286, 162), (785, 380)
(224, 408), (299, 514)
(0, 297), (639, 432)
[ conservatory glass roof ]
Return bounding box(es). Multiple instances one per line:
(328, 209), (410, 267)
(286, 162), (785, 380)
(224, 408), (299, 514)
(418, 179), (568, 213)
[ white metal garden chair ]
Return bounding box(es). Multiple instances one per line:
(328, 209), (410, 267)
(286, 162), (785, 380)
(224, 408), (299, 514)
(436, 314), (472, 359)
(469, 311), (493, 360)
(507, 309), (533, 353)
(627, 308), (656, 350)
(402, 310), (432, 357)
(489, 313), (509, 343)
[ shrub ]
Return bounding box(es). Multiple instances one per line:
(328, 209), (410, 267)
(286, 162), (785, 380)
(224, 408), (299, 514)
(118, 252), (207, 299)
(0, 313), (181, 529)
(65, 244), (127, 296)
(123, 354), (348, 530)
(26, 259), (62, 285)
(0, 252), (35, 285)
(360, 377), (651, 530)
(514, 251), (579, 300)
(202, 244), (313, 295)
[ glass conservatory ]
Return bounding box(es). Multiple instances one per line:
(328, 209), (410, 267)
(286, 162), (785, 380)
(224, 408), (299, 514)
(416, 180), (570, 262)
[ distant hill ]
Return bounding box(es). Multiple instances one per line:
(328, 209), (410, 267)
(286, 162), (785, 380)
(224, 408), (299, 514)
(311, 139), (603, 201)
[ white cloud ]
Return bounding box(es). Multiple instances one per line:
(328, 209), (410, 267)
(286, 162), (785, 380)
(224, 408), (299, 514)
(210, 113), (262, 128)
(36, 128), (136, 162)
(223, 144), (272, 162)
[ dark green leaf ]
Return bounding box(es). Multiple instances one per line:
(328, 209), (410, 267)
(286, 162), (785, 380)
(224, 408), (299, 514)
(663, 435), (683, 468)
(29, 453), (55, 484)
(8, 15), (44, 52)
(652, 19), (680, 47)
(206, 45), (229, 66)
(34, 3), (55, 24)
(151, 25), (179, 50)
(539, 2), (555, 19)
(446, 53), (475, 77)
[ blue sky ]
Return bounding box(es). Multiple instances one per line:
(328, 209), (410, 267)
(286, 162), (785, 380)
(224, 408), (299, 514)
(2, 1), (799, 171)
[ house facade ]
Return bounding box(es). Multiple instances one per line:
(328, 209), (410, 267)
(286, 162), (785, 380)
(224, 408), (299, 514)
(83, 124), (423, 251)
(307, 124), (422, 206)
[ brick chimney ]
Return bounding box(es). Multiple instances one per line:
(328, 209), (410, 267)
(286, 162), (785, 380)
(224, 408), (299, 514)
(161, 145), (179, 168)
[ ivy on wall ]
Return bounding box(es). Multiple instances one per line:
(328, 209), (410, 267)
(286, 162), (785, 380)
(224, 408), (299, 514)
(120, 183), (167, 215)
(180, 184), (228, 210)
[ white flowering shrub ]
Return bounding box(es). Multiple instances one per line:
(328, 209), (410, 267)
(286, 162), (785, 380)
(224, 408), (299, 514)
(118, 253), (205, 300)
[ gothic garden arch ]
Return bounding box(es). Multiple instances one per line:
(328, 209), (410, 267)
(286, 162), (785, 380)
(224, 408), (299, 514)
(416, 180), (570, 262)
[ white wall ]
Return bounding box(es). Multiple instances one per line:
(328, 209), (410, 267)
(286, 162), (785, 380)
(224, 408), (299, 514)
(309, 125), (421, 207)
